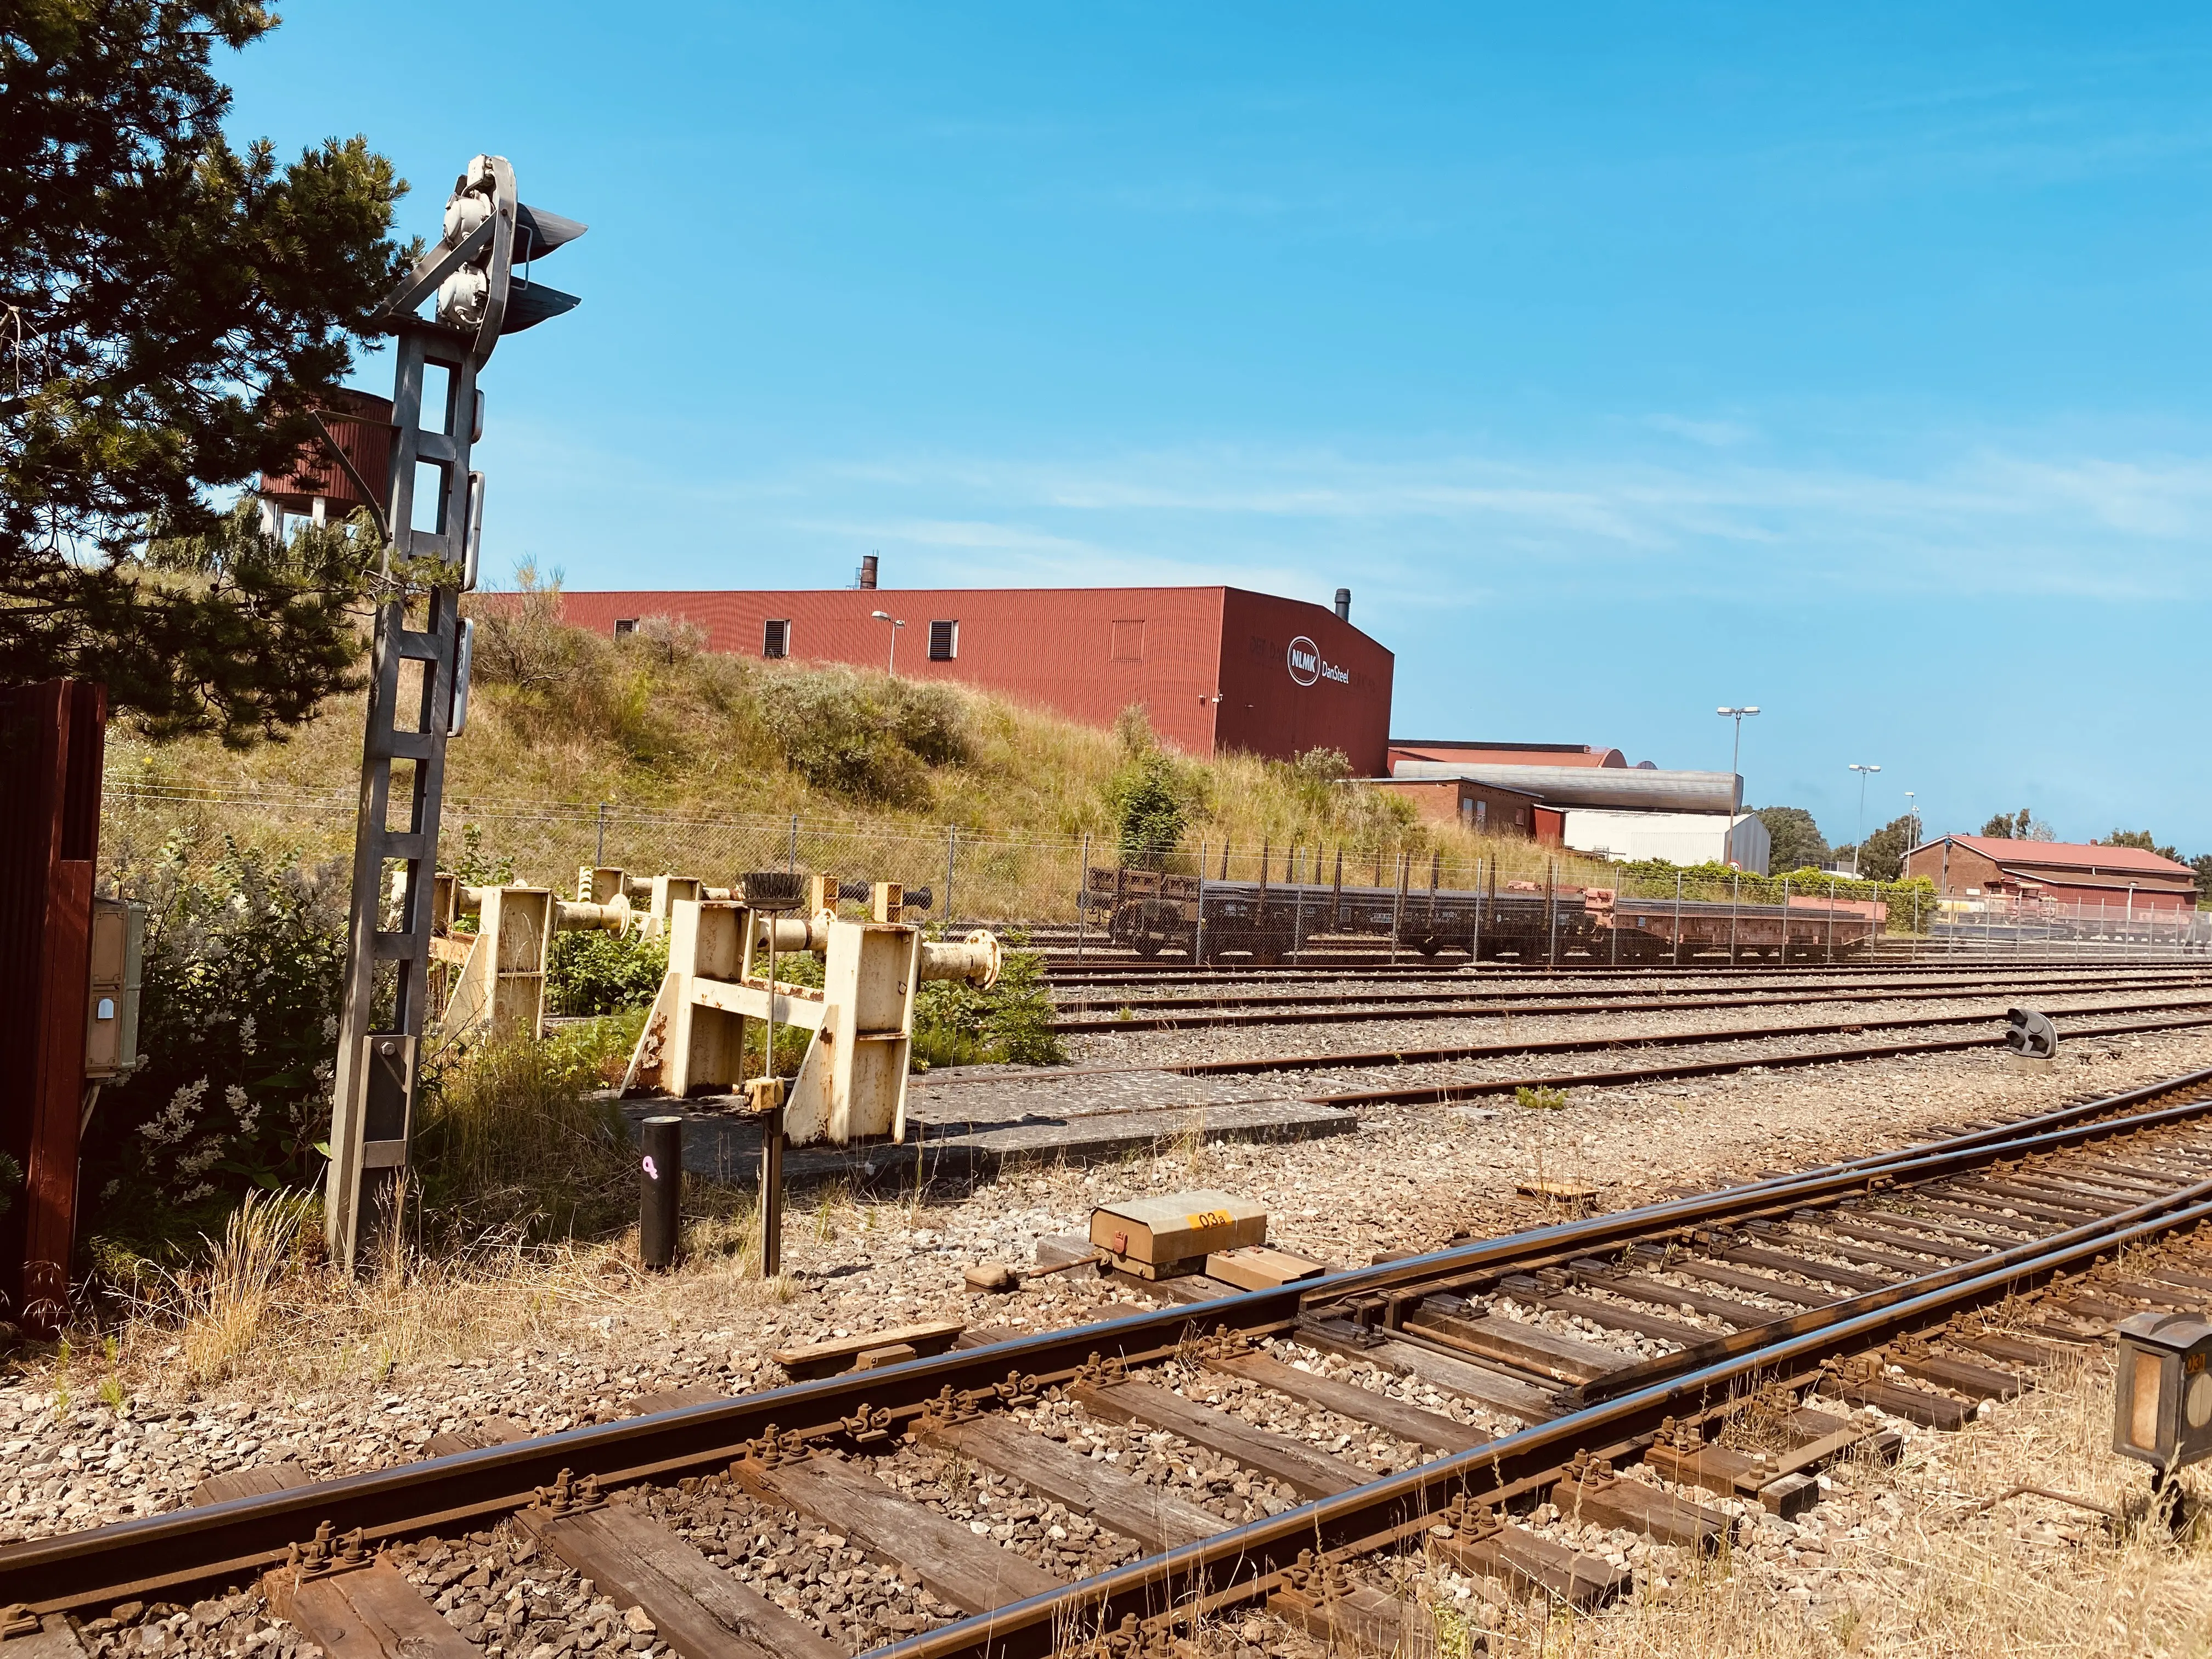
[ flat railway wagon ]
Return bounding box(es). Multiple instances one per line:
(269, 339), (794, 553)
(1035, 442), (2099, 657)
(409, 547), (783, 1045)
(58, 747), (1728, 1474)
(1082, 864), (1883, 964)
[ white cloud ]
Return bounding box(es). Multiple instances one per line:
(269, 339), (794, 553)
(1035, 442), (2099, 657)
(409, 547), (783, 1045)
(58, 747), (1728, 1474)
(493, 413), (2212, 607)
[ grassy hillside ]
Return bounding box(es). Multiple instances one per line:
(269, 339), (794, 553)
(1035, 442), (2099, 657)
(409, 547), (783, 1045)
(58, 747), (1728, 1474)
(100, 582), (1610, 908)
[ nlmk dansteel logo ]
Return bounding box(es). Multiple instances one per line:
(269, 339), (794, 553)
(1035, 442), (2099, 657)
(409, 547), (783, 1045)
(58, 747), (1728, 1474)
(1287, 636), (1350, 687)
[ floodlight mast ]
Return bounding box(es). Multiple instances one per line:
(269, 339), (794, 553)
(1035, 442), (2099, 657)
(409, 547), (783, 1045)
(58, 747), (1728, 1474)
(325, 156), (586, 1271)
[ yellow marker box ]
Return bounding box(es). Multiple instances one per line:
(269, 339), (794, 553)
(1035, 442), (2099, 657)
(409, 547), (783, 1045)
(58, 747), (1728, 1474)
(1090, 1189), (1268, 1279)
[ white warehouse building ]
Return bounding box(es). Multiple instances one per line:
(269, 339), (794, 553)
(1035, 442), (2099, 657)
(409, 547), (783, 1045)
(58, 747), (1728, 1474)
(1560, 809), (1771, 873)
(1383, 755), (1773, 875)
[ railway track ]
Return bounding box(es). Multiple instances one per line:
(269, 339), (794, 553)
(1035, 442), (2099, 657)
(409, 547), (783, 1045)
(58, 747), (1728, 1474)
(913, 988), (2212, 1122)
(12, 1069), (2212, 1657)
(1050, 966), (2212, 1033)
(1042, 949), (2207, 985)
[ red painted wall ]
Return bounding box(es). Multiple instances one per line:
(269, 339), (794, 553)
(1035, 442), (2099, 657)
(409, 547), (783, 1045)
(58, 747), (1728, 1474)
(1213, 590), (1393, 774)
(550, 586), (1393, 771)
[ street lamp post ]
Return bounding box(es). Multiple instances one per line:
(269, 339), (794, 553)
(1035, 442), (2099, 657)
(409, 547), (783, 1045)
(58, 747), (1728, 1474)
(1904, 791), (1917, 855)
(870, 610), (906, 675)
(1848, 763), (1882, 876)
(1716, 706), (1759, 864)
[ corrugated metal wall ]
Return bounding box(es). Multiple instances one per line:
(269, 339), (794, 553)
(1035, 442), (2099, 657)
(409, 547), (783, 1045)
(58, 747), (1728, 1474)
(549, 584), (1392, 768)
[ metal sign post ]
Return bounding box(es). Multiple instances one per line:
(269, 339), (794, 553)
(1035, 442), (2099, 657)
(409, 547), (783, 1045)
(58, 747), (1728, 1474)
(325, 156), (585, 1269)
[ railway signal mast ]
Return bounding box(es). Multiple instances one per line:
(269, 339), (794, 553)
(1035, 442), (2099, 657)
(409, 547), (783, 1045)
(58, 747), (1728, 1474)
(325, 156), (586, 1268)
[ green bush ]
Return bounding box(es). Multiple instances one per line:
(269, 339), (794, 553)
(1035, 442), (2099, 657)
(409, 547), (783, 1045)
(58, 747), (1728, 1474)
(911, 944), (1065, 1070)
(86, 840), (347, 1251)
(545, 927), (669, 1016)
(755, 665), (973, 803)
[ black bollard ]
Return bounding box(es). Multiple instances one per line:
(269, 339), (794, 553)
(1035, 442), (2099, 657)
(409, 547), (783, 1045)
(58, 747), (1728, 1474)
(640, 1115), (682, 1269)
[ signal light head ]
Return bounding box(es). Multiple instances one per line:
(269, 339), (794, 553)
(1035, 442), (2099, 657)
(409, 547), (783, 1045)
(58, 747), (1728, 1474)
(436, 264), (490, 330)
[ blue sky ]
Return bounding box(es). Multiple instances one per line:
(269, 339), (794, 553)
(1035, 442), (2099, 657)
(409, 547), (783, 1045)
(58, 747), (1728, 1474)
(230, 4), (2212, 851)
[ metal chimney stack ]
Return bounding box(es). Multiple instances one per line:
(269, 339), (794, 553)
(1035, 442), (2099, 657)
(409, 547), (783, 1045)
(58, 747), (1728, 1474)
(1334, 587), (1351, 622)
(859, 554), (879, 589)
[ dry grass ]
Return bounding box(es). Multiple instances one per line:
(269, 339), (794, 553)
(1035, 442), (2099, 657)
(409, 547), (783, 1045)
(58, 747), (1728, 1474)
(140, 1189), (311, 1388)
(86, 1202), (816, 1399)
(98, 616), (1612, 905)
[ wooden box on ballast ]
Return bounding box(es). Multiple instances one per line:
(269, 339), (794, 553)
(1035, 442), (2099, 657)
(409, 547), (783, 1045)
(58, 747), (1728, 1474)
(1090, 1190), (1268, 1279)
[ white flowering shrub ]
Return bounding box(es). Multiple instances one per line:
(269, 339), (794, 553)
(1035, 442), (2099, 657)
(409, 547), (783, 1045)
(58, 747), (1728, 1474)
(86, 841), (347, 1250)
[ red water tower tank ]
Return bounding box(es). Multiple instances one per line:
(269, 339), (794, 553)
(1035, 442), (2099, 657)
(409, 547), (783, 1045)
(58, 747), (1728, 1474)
(256, 388), (394, 517)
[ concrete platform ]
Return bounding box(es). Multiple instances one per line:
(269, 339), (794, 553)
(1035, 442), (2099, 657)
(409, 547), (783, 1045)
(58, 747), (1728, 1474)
(612, 1068), (1356, 1194)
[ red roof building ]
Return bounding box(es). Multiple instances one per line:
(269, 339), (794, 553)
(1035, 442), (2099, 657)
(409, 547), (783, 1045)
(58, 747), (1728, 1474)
(553, 584), (1394, 773)
(1905, 836), (2198, 911)
(1389, 740), (1632, 772)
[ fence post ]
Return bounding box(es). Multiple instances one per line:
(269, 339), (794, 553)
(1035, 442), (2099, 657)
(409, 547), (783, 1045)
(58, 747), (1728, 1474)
(1609, 867), (1618, 967)
(786, 814), (798, 874)
(1471, 857), (1483, 965)
(1672, 871), (1683, 966)
(1389, 850), (1406, 964)
(596, 800), (610, 866)
(1780, 877), (1790, 966)
(1826, 877), (1835, 963)
(944, 825), (957, 929)
(1729, 870), (1739, 964)
(1076, 832), (1091, 961)
(1195, 837), (1209, 966)
(1547, 857), (1560, 966)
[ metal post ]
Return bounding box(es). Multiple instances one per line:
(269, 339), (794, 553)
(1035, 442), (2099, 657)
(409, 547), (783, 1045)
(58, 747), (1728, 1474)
(1332, 847), (1344, 932)
(639, 1115), (681, 1269)
(1220, 840), (1231, 880)
(1257, 838), (1271, 959)
(1546, 857), (1559, 966)
(1291, 845), (1305, 958)
(1195, 838), (1209, 966)
(1780, 876), (1790, 966)
(759, 1102), (784, 1279)
(1389, 851), (1406, 964)
(1471, 857), (1483, 964)
(945, 824), (957, 928)
(1077, 832), (1092, 961)
(787, 814), (798, 874)
(1672, 871), (1683, 966)
(596, 800), (610, 867)
(1826, 877), (1836, 963)
(326, 290), (488, 1271)
(1729, 870), (1740, 964)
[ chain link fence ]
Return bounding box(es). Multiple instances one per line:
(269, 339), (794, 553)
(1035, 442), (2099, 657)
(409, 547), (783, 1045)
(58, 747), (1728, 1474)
(99, 778), (2211, 958)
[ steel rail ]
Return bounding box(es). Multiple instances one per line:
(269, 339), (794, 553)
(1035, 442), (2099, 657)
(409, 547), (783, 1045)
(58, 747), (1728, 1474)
(1310, 1009), (2212, 1108)
(1052, 969), (2212, 1032)
(874, 1174), (2212, 1658)
(7, 1067), (2209, 1615)
(1161, 990), (2212, 1071)
(1040, 951), (2203, 982)
(905, 994), (2212, 1110)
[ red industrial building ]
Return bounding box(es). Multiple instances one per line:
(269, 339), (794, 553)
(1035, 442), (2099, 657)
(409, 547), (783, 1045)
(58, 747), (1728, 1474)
(1905, 836), (2198, 911)
(1388, 739), (1636, 772)
(554, 581), (1395, 773)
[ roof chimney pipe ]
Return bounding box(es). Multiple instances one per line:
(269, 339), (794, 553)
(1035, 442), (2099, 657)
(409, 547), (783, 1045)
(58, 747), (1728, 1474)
(859, 554), (878, 590)
(1334, 587), (1351, 622)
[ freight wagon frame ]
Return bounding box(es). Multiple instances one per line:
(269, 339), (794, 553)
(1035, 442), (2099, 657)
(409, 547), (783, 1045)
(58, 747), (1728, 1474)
(1080, 863), (1883, 965)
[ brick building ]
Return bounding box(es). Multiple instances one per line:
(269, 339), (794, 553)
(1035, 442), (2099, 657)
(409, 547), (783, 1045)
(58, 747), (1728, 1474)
(1905, 836), (2198, 911)
(552, 582), (1393, 773)
(1365, 776), (1561, 843)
